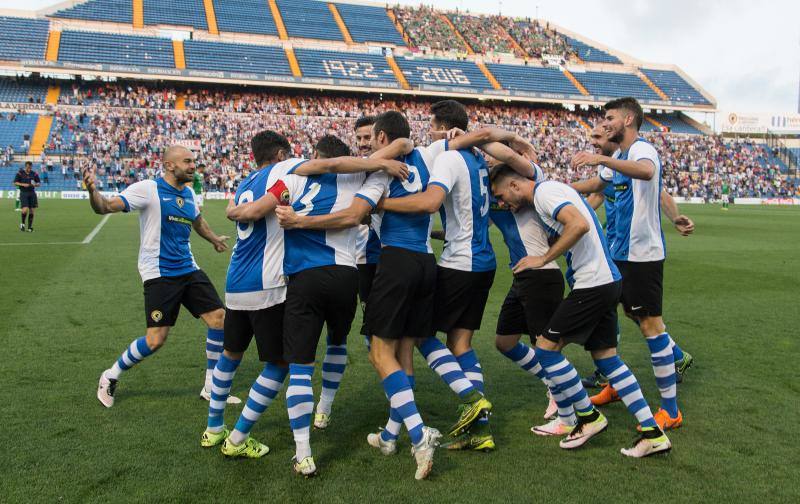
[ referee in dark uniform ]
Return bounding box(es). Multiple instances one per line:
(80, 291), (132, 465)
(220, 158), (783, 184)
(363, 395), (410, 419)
(14, 161), (40, 232)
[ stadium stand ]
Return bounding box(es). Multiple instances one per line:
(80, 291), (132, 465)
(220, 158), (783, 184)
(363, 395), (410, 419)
(184, 40), (292, 76)
(641, 113), (704, 135)
(142, 0), (208, 30)
(486, 64), (581, 96)
(790, 148), (800, 163)
(50, 0), (133, 24)
(0, 79), (48, 104)
(57, 31), (175, 68)
(496, 18), (572, 61)
(0, 17), (50, 62)
(641, 68), (711, 105)
(0, 113), (38, 152)
(212, 0), (279, 36)
(277, 0), (343, 42)
(294, 49), (399, 86)
(336, 3), (405, 46)
(573, 71), (661, 101)
(395, 57), (492, 91)
(448, 13), (516, 55)
(394, 5), (467, 53)
(566, 36), (621, 64)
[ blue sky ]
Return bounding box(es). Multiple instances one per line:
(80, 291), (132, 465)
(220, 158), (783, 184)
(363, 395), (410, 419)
(4, 0), (799, 114)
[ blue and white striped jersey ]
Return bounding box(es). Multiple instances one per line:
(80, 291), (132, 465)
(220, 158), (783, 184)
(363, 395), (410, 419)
(489, 162), (558, 271)
(429, 148), (495, 272)
(119, 178), (200, 282)
(533, 181), (621, 290)
(611, 139), (665, 262)
(224, 158), (303, 310)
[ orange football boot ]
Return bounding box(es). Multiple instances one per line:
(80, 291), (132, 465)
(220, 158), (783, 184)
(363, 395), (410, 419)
(590, 384), (620, 406)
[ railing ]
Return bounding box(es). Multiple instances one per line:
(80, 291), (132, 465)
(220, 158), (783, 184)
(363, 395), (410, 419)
(766, 131), (799, 178)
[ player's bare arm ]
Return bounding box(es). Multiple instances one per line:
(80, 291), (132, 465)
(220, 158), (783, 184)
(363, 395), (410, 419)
(571, 152), (656, 180)
(660, 189), (694, 236)
(294, 157), (409, 180)
(276, 198), (373, 230)
(83, 167), (126, 214)
(586, 192), (605, 210)
(513, 204), (589, 274)
(192, 215), (230, 252)
(370, 138), (414, 159)
(380, 185), (446, 214)
(448, 126), (538, 162)
(570, 176), (607, 195)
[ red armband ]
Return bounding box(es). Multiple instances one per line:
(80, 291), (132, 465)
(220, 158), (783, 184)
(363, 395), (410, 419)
(267, 180), (291, 206)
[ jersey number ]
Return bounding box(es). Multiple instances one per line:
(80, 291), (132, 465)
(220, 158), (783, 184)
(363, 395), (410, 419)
(297, 183), (322, 216)
(236, 190), (254, 240)
(479, 168), (489, 216)
(399, 165), (422, 194)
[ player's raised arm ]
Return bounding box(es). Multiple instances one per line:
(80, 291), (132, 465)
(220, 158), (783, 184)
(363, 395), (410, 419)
(514, 204), (590, 274)
(570, 175), (608, 195)
(83, 167), (127, 214)
(226, 191), (280, 223)
(571, 151), (655, 180)
(192, 215), (230, 253)
(293, 157), (409, 180)
(370, 138), (414, 160)
(380, 185), (446, 214)
(660, 189), (694, 236)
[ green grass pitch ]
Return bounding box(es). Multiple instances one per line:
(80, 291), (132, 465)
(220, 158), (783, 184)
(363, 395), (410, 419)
(1, 199), (798, 502)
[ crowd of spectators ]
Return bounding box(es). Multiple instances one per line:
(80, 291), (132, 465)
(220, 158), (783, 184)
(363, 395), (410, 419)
(499, 18), (576, 62)
(447, 13), (518, 56)
(393, 5), (468, 54)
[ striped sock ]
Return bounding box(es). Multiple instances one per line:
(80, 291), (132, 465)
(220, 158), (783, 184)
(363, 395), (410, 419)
(317, 336), (347, 416)
(380, 375), (413, 443)
(205, 329), (224, 389)
(594, 355), (657, 428)
(501, 343), (576, 424)
(646, 333), (678, 417)
(536, 348), (593, 414)
(668, 333), (685, 362)
(287, 364), (315, 460)
(382, 370), (424, 445)
(229, 363), (288, 445)
(206, 354), (241, 432)
(456, 349), (488, 425)
(419, 337), (480, 401)
(107, 336), (156, 380)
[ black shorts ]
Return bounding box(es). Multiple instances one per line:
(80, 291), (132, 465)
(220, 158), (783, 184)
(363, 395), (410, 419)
(543, 281), (621, 351)
(19, 192), (38, 208)
(283, 265), (358, 364)
(496, 269), (565, 338)
(434, 267), (495, 333)
(615, 260), (663, 317)
(143, 270), (224, 327)
(365, 246), (436, 340)
(224, 304), (285, 363)
(357, 263), (377, 336)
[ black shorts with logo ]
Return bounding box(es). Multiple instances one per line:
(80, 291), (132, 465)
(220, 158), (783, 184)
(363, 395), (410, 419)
(496, 269), (565, 338)
(365, 246), (437, 340)
(224, 304), (285, 363)
(283, 265), (359, 364)
(543, 281), (621, 351)
(615, 260), (663, 317)
(20, 191), (38, 208)
(143, 269), (224, 327)
(357, 263), (377, 336)
(434, 266), (496, 333)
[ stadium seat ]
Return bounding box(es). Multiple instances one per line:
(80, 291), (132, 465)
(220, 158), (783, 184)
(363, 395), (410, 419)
(0, 80), (49, 104)
(335, 4), (405, 46)
(565, 36), (621, 64)
(58, 31), (175, 68)
(640, 69), (710, 105)
(0, 17), (50, 62)
(50, 0), (133, 24)
(0, 114), (39, 153)
(294, 49), (399, 86)
(184, 40), (292, 76)
(486, 64), (581, 96)
(395, 57), (493, 92)
(573, 71), (661, 101)
(277, 0), (343, 42)
(143, 0), (208, 30)
(641, 114), (704, 135)
(213, 0), (278, 36)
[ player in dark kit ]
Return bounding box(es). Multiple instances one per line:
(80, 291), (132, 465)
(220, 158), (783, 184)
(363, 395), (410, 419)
(14, 161), (40, 232)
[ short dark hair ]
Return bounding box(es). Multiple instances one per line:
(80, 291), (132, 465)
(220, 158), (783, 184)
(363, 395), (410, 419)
(431, 100), (468, 131)
(489, 163), (518, 185)
(604, 97), (644, 130)
(315, 135), (351, 159)
(373, 111), (410, 142)
(354, 115), (375, 131)
(251, 130), (291, 167)
(24, 161), (32, 167)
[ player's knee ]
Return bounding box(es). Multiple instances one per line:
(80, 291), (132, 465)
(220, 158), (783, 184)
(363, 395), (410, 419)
(204, 309), (225, 330)
(146, 328), (169, 350)
(535, 336), (560, 351)
(638, 316), (665, 337)
(223, 349), (243, 360)
(495, 335), (517, 353)
(590, 347), (616, 360)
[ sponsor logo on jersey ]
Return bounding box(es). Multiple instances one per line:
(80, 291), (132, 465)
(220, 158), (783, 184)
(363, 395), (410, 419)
(614, 182), (630, 193)
(168, 215), (193, 226)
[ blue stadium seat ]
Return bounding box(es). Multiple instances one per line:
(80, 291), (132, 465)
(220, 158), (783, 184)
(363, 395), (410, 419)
(566, 36), (620, 64)
(641, 113), (704, 135)
(143, 0), (207, 30)
(295, 49), (398, 85)
(641, 69), (710, 105)
(336, 3), (405, 46)
(573, 71), (660, 101)
(0, 17), (49, 62)
(0, 164), (83, 191)
(0, 113), (39, 153)
(277, 0), (343, 42)
(0, 80), (48, 104)
(487, 64), (580, 96)
(790, 148), (800, 164)
(51, 0), (132, 24)
(58, 31), (175, 68)
(184, 40), (291, 75)
(213, 0), (278, 36)
(395, 57), (492, 92)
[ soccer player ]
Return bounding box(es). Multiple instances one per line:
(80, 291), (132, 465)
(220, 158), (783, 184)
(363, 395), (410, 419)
(84, 145), (231, 408)
(571, 97), (691, 430)
(490, 165), (671, 457)
(193, 163), (205, 212)
(202, 132), (407, 461)
(14, 161), (40, 232)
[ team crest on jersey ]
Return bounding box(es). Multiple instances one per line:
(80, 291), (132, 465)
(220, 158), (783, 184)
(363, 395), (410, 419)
(280, 189), (290, 205)
(176, 197), (185, 208)
(150, 310), (163, 322)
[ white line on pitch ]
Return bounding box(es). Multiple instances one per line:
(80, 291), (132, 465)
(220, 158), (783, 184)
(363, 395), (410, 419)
(82, 214), (111, 244)
(0, 241), (84, 246)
